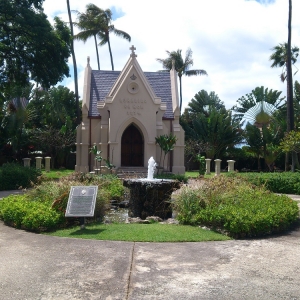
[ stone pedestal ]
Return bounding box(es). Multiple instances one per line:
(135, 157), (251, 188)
(35, 157), (43, 169)
(123, 179), (180, 220)
(227, 160), (236, 172)
(214, 159), (222, 176)
(205, 159), (211, 175)
(23, 158), (31, 167)
(45, 157), (51, 172)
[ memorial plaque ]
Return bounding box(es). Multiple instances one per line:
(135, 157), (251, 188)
(65, 186), (98, 217)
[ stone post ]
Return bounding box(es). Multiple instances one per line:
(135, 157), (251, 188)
(205, 158), (211, 175)
(214, 159), (222, 176)
(45, 157), (51, 172)
(227, 160), (236, 172)
(23, 158), (31, 167)
(35, 157), (43, 170)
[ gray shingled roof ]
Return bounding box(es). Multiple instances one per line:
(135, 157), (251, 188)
(89, 70), (174, 119)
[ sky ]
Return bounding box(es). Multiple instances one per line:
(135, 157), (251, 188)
(43, 0), (300, 111)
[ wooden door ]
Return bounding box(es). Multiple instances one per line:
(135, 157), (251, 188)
(121, 124), (144, 166)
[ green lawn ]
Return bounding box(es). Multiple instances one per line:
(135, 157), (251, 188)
(46, 223), (231, 242)
(42, 169), (74, 179)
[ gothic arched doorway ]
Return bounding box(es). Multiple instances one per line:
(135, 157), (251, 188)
(121, 124), (144, 166)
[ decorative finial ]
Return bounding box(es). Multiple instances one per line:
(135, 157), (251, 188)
(87, 56), (90, 65)
(130, 73), (137, 80)
(130, 45), (137, 58)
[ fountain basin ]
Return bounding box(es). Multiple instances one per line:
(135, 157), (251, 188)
(123, 179), (180, 220)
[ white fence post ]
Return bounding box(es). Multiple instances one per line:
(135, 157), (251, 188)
(205, 158), (211, 175)
(45, 157), (51, 172)
(227, 160), (236, 172)
(214, 159), (222, 176)
(23, 158), (31, 167)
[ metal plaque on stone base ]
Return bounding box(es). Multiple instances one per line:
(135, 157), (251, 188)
(65, 186), (98, 217)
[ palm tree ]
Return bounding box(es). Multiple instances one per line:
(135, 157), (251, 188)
(270, 43), (298, 99)
(93, 8), (131, 71)
(270, 32), (299, 170)
(183, 105), (242, 159)
(157, 48), (207, 113)
(74, 4), (105, 70)
(75, 4), (131, 71)
(232, 86), (285, 124)
(66, 0), (80, 124)
(184, 89), (225, 117)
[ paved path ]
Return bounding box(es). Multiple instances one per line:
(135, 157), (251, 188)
(1, 220), (300, 299)
(1, 190), (300, 299)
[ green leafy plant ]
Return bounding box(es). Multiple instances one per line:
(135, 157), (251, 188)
(195, 155), (206, 176)
(238, 172), (300, 195)
(103, 158), (115, 174)
(89, 145), (102, 174)
(173, 176), (299, 238)
(0, 174), (124, 232)
(0, 163), (42, 191)
(155, 134), (178, 173)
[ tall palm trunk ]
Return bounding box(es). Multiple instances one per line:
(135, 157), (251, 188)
(66, 0), (80, 124)
(93, 35), (100, 70)
(107, 35), (114, 71)
(287, 0), (296, 171)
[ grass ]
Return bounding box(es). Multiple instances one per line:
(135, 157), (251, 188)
(46, 223), (231, 242)
(42, 169), (74, 179)
(185, 171), (215, 179)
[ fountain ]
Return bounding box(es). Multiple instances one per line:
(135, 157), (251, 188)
(123, 157), (181, 220)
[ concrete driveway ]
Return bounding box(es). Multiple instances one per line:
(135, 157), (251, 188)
(1, 220), (300, 300)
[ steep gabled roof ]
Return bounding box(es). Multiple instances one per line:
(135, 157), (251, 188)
(89, 70), (174, 119)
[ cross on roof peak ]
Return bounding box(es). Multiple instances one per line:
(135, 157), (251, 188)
(130, 45), (137, 58)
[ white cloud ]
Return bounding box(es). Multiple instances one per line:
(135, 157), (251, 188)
(44, 0), (300, 110)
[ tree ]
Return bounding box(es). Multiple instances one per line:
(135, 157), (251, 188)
(27, 86), (79, 131)
(75, 4), (131, 71)
(0, 1), (71, 90)
(26, 86), (79, 167)
(243, 124), (264, 171)
(0, 82), (37, 160)
(74, 4), (104, 70)
(66, 0), (80, 124)
(31, 126), (76, 168)
(243, 109), (285, 171)
(157, 48), (207, 113)
(184, 139), (211, 171)
(280, 130), (300, 154)
(184, 90), (225, 117)
(232, 86), (285, 124)
(155, 134), (177, 173)
(270, 13), (299, 171)
(93, 7), (131, 71)
(183, 106), (242, 159)
(270, 43), (298, 128)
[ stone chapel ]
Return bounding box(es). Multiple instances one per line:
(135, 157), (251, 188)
(75, 46), (185, 174)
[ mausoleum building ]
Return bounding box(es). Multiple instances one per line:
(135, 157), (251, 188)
(75, 46), (185, 174)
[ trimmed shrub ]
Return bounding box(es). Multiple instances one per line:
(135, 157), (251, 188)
(0, 195), (63, 231)
(0, 163), (42, 191)
(236, 172), (300, 195)
(0, 174), (124, 232)
(173, 176), (299, 238)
